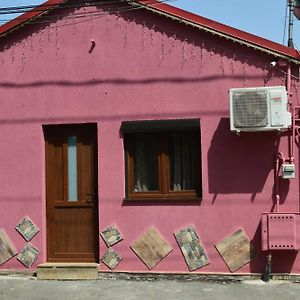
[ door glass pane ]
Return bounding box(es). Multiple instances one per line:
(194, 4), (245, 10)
(169, 133), (195, 191)
(133, 133), (158, 192)
(68, 135), (78, 201)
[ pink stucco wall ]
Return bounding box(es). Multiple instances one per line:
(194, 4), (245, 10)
(0, 4), (300, 273)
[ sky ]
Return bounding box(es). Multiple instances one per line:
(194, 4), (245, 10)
(0, 0), (299, 49)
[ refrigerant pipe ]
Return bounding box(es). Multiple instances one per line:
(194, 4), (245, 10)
(273, 59), (293, 212)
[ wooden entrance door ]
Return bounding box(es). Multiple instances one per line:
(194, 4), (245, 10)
(44, 124), (99, 262)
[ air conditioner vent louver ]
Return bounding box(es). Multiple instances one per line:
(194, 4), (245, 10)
(229, 86), (291, 132)
(233, 91), (268, 128)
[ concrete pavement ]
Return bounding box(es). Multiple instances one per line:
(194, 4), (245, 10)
(1, 275), (300, 300)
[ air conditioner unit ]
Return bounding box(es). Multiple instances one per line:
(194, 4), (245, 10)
(229, 86), (291, 132)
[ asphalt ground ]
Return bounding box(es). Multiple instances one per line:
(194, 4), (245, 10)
(1, 275), (300, 300)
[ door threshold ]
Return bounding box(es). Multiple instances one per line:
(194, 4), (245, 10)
(37, 263), (99, 280)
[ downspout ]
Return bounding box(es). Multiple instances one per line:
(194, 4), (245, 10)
(263, 1), (295, 281)
(268, 58), (293, 282)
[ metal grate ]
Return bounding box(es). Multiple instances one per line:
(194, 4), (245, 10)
(233, 91), (268, 128)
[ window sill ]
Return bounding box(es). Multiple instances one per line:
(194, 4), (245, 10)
(123, 197), (202, 202)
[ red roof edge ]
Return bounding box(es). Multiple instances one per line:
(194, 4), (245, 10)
(0, 0), (65, 36)
(0, 0), (299, 61)
(138, 0), (300, 60)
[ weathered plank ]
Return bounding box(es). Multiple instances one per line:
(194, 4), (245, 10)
(215, 228), (256, 272)
(131, 227), (172, 269)
(0, 229), (18, 265)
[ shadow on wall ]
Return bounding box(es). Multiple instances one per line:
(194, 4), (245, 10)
(250, 222), (265, 274)
(207, 118), (279, 203)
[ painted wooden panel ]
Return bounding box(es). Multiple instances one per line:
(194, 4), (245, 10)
(15, 216), (39, 242)
(54, 206), (94, 253)
(175, 225), (209, 271)
(131, 227), (172, 269)
(17, 243), (40, 268)
(100, 224), (122, 247)
(101, 248), (122, 270)
(215, 228), (256, 272)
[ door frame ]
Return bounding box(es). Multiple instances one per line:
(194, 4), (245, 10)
(43, 123), (99, 263)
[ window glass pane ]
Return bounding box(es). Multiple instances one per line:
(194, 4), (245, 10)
(169, 133), (195, 191)
(133, 133), (158, 192)
(68, 135), (78, 201)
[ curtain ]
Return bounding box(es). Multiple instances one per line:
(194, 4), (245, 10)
(133, 133), (158, 191)
(169, 133), (195, 191)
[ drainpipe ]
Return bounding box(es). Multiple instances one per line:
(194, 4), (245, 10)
(262, 253), (272, 282)
(266, 2), (295, 277)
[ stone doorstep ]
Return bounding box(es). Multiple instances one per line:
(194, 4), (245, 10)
(37, 263), (99, 280)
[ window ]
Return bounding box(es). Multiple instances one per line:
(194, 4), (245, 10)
(122, 119), (202, 200)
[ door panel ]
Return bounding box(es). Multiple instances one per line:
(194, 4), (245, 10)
(44, 124), (99, 262)
(54, 206), (94, 254)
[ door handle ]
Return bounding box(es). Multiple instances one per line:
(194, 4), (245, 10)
(86, 193), (98, 202)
